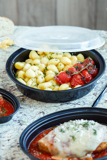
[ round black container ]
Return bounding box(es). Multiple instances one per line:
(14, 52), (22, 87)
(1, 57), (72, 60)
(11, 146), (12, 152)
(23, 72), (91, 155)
(0, 88), (20, 123)
(20, 107), (107, 160)
(6, 48), (106, 103)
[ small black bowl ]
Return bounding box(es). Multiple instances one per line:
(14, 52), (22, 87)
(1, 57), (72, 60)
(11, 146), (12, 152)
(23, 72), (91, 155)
(6, 48), (106, 103)
(20, 107), (107, 160)
(0, 88), (20, 123)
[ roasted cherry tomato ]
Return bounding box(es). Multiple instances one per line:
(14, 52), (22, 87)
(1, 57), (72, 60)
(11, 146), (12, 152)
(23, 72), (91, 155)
(70, 74), (85, 88)
(73, 63), (84, 71)
(83, 57), (95, 67)
(0, 94), (4, 106)
(66, 67), (77, 75)
(81, 70), (93, 84)
(87, 66), (98, 78)
(55, 71), (71, 84)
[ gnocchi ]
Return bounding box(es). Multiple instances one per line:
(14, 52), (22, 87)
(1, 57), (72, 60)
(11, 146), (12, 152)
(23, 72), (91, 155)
(14, 50), (85, 91)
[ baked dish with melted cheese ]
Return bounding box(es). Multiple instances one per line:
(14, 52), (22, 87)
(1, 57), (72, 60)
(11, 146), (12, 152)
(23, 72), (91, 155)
(29, 119), (107, 160)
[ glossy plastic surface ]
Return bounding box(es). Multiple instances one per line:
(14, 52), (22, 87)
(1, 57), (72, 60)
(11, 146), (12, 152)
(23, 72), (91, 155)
(0, 88), (20, 123)
(6, 48), (106, 103)
(20, 107), (107, 160)
(15, 26), (105, 52)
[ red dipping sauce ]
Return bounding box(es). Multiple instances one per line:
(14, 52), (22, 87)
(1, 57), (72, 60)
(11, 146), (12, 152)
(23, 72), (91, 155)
(0, 94), (14, 117)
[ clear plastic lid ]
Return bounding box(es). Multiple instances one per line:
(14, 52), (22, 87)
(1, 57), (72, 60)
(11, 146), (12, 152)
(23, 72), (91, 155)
(15, 26), (105, 52)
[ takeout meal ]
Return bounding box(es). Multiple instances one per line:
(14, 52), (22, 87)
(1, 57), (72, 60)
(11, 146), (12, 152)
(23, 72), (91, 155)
(14, 50), (98, 91)
(28, 119), (107, 160)
(0, 94), (14, 117)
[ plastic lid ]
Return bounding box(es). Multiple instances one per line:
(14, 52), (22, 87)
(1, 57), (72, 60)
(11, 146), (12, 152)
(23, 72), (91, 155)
(15, 26), (105, 52)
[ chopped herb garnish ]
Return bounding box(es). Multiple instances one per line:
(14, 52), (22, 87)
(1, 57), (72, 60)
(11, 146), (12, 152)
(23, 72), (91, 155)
(44, 67), (48, 72)
(66, 127), (69, 130)
(55, 72), (58, 75)
(70, 135), (76, 141)
(60, 128), (65, 133)
(52, 84), (58, 87)
(73, 127), (77, 130)
(48, 56), (52, 60)
(2, 110), (7, 113)
(93, 129), (97, 135)
(83, 122), (89, 130)
(75, 123), (77, 126)
(91, 122), (95, 125)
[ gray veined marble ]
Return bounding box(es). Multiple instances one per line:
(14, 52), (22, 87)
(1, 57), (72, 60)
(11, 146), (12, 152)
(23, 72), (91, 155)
(0, 26), (107, 160)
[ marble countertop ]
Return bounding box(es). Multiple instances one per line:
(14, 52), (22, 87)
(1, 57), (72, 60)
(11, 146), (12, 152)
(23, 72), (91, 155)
(0, 26), (107, 160)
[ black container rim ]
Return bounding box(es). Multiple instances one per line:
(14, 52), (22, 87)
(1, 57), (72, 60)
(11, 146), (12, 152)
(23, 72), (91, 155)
(20, 107), (107, 160)
(6, 48), (106, 93)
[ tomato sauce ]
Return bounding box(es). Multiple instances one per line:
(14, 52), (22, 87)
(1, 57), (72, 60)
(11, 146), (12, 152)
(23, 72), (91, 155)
(28, 127), (107, 160)
(0, 94), (14, 117)
(29, 128), (53, 160)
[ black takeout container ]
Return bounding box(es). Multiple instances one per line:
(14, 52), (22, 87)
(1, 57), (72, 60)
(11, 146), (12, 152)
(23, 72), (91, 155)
(0, 88), (20, 123)
(20, 107), (107, 160)
(6, 48), (105, 103)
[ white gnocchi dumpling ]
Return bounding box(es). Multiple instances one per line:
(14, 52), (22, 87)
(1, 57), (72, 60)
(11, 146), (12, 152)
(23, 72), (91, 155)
(38, 82), (52, 90)
(61, 57), (71, 65)
(37, 76), (45, 84)
(47, 65), (58, 73)
(48, 59), (60, 65)
(23, 63), (31, 71)
(32, 59), (40, 65)
(77, 53), (85, 62)
(15, 62), (25, 70)
(17, 70), (25, 79)
(57, 63), (64, 71)
(30, 65), (39, 71)
(40, 57), (49, 65)
(45, 73), (55, 82)
(25, 59), (33, 64)
(70, 56), (78, 65)
(29, 50), (39, 59)
(25, 69), (35, 78)
(16, 78), (26, 85)
(38, 64), (46, 72)
(59, 84), (70, 90)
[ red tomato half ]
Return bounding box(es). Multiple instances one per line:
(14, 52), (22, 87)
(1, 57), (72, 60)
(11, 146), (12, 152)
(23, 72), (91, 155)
(70, 74), (85, 88)
(67, 67), (77, 74)
(83, 57), (95, 67)
(54, 75), (63, 84)
(87, 66), (98, 78)
(73, 63), (84, 71)
(81, 70), (93, 84)
(55, 71), (71, 84)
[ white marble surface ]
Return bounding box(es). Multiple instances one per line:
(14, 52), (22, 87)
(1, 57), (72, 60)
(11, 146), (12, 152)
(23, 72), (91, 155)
(0, 26), (107, 160)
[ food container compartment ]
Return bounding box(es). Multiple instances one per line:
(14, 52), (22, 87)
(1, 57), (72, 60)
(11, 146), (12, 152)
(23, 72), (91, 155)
(6, 48), (105, 102)
(0, 88), (20, 123)
(19, 107), (107, 160)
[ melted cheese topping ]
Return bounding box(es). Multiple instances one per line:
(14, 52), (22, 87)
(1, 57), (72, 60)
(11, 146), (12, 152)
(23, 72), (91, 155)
(40, 119), (107, 158)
